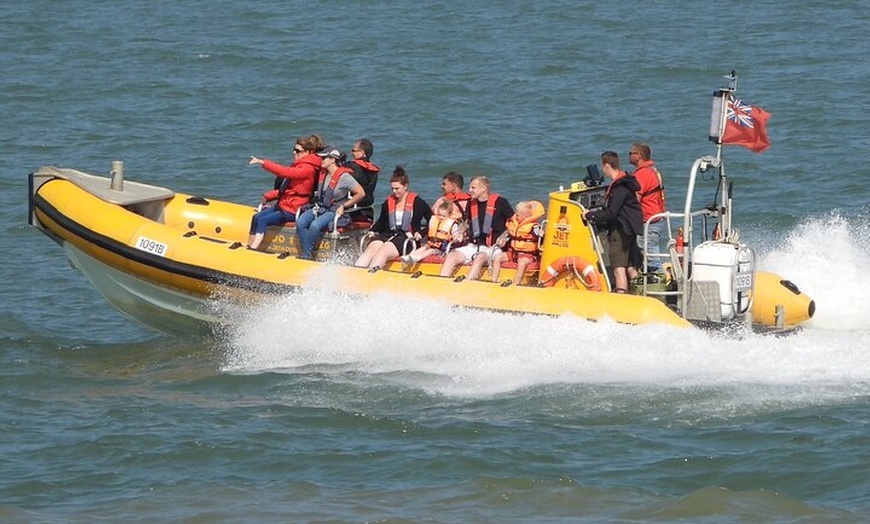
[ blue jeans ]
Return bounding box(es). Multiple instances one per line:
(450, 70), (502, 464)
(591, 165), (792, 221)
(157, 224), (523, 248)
(637, 219), (663, 271)
(296, 208), (336, 259)
(249, 206), (294, 235)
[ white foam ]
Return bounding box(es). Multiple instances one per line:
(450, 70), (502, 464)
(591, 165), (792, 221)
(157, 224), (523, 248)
(221, 217), (870, 397)
(756, 211), (870, 331)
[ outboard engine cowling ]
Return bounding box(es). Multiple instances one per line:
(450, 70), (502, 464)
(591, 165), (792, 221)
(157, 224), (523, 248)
(691, 241), (755, 321)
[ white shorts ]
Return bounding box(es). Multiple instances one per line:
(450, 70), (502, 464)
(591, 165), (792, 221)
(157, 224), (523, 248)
(452, 244), (501, 264)
(452, 244), (484, 263)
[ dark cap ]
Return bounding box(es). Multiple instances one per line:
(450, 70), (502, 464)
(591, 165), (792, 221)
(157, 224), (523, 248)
(316, 146), (343, 159)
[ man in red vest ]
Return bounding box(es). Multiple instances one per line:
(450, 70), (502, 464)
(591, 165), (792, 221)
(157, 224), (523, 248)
(629, 143), (666, 272)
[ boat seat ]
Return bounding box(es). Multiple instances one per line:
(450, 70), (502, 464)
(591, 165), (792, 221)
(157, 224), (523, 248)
(499, 259), (540, 271)
(278, 218), (373, 234)
(417, 254), (447, 265)
(334, 219), (373, 233)
(412, 254), (540, 271)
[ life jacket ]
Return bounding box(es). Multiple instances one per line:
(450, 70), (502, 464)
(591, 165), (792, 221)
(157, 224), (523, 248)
(634, 160), (666, 221)
(351, 158), (380, 173)
(427, 215), (457, 249)
(445, 191), (471, 214)
(469, 193), (501, 247)
(315, 166), (354, 211)
(349, 159), (380, 207)
(505, 201), (545, 254)
(386, 192), (418, 233)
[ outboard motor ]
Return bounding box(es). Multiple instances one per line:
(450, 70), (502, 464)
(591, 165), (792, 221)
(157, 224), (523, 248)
(691, 241), (755, 321)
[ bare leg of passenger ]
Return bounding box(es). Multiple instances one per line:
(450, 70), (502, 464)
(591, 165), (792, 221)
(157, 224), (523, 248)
(440, 251), (466, 277)
(613, 267), (628, 293)
(515, 257), (530, 284)
(371, 243), (400, 269)
(490, 253), (507, 282)
(354, 240), (383, 267)
(467, 253), (490, 281)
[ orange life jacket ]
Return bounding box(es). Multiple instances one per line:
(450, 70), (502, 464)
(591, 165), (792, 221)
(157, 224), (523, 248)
(505, 215), (540, 254)
(505, 201), (545, 255)
(426, 216), (457, 249)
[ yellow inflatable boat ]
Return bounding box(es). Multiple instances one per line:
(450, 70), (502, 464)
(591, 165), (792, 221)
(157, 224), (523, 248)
(28, 154), (814, 336)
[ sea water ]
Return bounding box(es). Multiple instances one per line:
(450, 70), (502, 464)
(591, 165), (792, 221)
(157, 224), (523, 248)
(2, 1), (869, 522)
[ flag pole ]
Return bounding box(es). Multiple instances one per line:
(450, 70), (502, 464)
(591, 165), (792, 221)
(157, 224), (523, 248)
(707, 71), (738, 239)
(709, 70), (737, 163)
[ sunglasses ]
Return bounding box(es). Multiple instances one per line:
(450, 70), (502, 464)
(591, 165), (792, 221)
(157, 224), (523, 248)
(294, 147), (305, 154)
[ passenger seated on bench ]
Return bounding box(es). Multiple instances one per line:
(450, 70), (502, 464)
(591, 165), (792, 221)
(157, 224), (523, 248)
(346, 138), (380, 221)
(400, 199), (463, 268)
(439, 175), (513, 279)
(246, 134), (324, 250)
(430, 171), (469, 219)
(296, 146), (365, 260)
(354, 165), (432, 269)
(488, 200), (546, 284)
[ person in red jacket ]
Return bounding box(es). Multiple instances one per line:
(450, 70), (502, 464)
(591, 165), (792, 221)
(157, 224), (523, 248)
(246, 134), (324, 250)
(629, 142), (666, 272)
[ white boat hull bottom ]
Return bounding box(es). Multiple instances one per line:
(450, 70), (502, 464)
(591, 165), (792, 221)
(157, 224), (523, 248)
(63, 242), (226, 336)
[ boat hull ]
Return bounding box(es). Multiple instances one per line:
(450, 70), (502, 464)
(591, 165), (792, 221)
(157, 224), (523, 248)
(63, 242), (220, 335)
(30, 176), (693, 334)
(751, 271), (816, 328)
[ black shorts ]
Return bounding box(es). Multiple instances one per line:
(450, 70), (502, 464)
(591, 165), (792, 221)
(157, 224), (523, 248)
(374, 232), (418, 255)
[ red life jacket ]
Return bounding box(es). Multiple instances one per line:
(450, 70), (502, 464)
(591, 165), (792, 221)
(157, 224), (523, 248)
(444, 191), (471, 216)
(634, 160), (666, 221)
(469, 193), (501, 247)
(316, 166), (353, 210)
(351, 158), (380, 173)
(387, 192), (418, 233)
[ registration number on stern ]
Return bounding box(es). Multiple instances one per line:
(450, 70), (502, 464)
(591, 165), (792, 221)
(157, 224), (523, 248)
(135, 236), (168, 257)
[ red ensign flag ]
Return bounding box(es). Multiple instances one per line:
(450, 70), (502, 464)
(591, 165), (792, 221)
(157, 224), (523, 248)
(722, 97), (771, 153)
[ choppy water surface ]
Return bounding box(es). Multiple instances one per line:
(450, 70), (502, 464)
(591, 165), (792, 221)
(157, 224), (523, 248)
(2, 1), (869, 522)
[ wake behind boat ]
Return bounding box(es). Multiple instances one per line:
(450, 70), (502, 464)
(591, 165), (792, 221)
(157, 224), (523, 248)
(27, 74), (814, 336)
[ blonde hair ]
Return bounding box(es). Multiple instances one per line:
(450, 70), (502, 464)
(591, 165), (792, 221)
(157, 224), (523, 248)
(515, 201), (533, 218)
(470, 175), (491, 191)
(434, 199), (454, 217)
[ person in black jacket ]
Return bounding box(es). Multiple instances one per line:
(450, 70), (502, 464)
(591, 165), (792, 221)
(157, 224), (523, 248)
(354, 165), (431, 269)
(346, 138), (380, 220)
(584, 151), (643, 293)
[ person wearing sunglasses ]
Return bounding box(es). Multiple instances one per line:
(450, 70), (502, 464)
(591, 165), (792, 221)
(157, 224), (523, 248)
(296, 146), (366, 260)
(246, 134), (324, 250)
(346, 138), (380, 220)
(629, 142), (666, 272)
